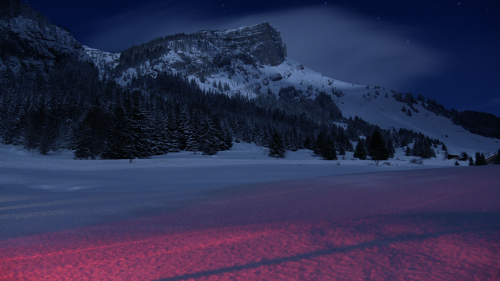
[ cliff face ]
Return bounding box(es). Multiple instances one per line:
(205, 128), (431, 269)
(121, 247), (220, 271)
(0, 6), (87, 73)
(198, 22), (287, 67)
(84, 22), (289, 89)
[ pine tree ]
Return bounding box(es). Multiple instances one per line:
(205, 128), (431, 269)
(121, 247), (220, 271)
(212, 115), (227, 151)
(167, 110), (181, 152)
(200, 118), (218, 155)
(475, 152), (487, 166)
(151, 114), (171, 155)
(411, 140), (422, 157)
(73, 106), (107, 160)
(354, 139), (367, 160)
(73, 122), (95, 159)
(101, 105), (133, 159)
(338, 144), (346, 156)
(313, 132), (325, 156)
(268, 131), (286, 158)
(221, 125), (233, 150)
(321, 135), (337, 160)
(368, 130), (389, 165)
(494, 149), (500, 164)
(127, 94), (153, 158)
(387, 139), (395, 158)
(178, 108), (191, 150)
(468, 156), (474, 166)
(421, 141), (436, 159)
(405, 146), (412, 156)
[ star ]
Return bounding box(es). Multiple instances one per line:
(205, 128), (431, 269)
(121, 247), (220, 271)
(407, 40), (410, 43)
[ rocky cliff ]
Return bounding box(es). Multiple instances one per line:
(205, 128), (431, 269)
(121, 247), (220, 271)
(0, 3), (87, 73)
(197, 22), (287, 66)
(86, 22), (287, 80)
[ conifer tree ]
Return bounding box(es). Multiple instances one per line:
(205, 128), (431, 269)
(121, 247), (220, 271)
(101, 105), (133, 159)
(412, 140), (422, 157)
(338, 144), (346, 156)
(475, 152), (487, 166)
(368, 130), (389, 165)
(73, 122), (94, 159)
(212, 115), (227, 151)
(127, 94), (153, 158)
(494, 149), (500, 164)
(321, 135), (337, 160)
(420, 139), (436, 159)
(353, 139), (367, 160)
(149, 113), (171, 155)
(200, 118), (218, 155)
(387, 139), (395, 158)
(222, 125), (234, 150)
(405, 146), (412, 156)
(73, 106), (107, 159)
(268, 131), (286, 158)
(167, 110), (181, 152)
(313, 132), (325, 156)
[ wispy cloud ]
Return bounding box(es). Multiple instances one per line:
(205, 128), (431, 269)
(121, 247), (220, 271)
(83, 4), (449, 91)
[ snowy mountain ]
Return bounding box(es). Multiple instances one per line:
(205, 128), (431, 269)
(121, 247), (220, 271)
(0, 2), (498, 158)
(0, 1), (88, 73)
(84, 23), (499, 156)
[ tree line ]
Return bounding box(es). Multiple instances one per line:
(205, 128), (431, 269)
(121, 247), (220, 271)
(1, 56), (445, 161)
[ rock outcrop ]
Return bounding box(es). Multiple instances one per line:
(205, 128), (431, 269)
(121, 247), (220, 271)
(198, 22), (287, 66)
(0, 4), (87, 73)
(86, 22), (288, 80)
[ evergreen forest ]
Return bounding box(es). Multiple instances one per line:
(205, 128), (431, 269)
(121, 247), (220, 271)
(0, 57), (443, 160)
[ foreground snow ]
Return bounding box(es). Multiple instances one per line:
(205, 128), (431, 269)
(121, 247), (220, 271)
(1, 163), (499, 280)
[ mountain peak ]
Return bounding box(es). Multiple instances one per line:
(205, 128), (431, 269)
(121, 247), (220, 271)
(194, 22), (287, 66)
(0, 1), (87, 73)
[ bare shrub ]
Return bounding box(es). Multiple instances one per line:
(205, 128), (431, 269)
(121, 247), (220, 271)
(410, 158), (424, 164)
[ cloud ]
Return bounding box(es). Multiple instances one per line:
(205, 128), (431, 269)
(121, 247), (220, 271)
(83, 4), (449, 91)
(224, 7), (449, 90)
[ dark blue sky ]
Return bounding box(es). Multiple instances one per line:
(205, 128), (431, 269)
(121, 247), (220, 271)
(28, 0), (500, 116)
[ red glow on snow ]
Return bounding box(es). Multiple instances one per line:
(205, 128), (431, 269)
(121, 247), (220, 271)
(1, 168), (499, 280)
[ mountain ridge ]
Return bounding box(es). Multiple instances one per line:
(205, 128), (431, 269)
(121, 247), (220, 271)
(0, 0), (88, 73)
(0, 5), (498, 159)
(81, 23), (499, 154)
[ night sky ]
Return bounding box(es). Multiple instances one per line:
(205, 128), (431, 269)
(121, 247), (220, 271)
(27, 0), (500, 116)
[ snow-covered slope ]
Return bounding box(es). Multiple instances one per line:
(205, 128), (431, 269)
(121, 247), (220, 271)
(83, 23), (499, 156)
